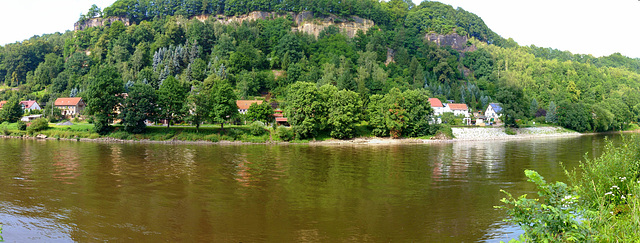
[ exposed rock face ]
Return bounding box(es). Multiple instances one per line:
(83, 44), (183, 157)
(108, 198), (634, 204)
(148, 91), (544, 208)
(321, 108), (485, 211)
(192, 11), (374, 38)
(425, 33), (476, 52)
(74, 17), (130, 31)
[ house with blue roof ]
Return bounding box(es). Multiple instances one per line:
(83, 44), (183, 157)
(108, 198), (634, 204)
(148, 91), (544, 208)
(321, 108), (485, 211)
(485, 103), (502, 120)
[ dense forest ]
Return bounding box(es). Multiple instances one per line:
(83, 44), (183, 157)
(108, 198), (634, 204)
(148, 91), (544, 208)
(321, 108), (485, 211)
(1, 0), (639, 138)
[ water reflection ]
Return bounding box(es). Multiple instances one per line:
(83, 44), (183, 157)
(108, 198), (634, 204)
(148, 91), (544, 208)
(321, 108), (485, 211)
(0, 135), (624, 242)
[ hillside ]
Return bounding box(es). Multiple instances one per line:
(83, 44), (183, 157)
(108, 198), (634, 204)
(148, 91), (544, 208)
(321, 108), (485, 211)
(0, 0), (639, 136)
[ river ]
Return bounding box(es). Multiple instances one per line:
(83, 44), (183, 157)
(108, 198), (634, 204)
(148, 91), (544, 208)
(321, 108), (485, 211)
(0, 134), (623, 242)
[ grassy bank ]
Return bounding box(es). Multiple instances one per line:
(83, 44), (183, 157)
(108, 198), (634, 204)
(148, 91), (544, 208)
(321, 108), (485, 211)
(0, 121), (381, 143)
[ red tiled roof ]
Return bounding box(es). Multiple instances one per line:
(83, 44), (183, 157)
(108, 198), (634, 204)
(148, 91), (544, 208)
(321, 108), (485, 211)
(20, 100), (37, 109)
(428, 98), (443, 108)
(0, 101), (6, 109)
(236, 100), (263, 110)
(55, 97), (83, 106)
(275, 117), (288, 122)
(273, 113), (284, 117)
(274, 109), (283, 113)
(448, 103), (468, 111)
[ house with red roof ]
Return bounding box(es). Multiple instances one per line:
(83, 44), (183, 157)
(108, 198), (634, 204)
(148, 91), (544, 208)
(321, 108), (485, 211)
(20, 100), (41, 111)
(428, 98), (445, 116)
(0, 101), (6, 109)
(446, 103), (469, 117)
(55, 97), (86, 117)
(236, 100), (263, 114)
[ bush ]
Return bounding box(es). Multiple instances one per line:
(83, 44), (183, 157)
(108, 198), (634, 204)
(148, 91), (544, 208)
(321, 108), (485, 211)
(534, 116), (546, 124)
(27, 118), (50, 133)
(276, 127), (294, 141)
(249, 121), (267, 136)
(498, 135), (640, 242)
(435, 124), (454, 139)
(17, 120), (27, 131)
(504, 127), (516, 135)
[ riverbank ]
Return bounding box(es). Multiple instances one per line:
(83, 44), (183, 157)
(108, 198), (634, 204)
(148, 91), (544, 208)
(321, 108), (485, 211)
(0, 125), (596, 146)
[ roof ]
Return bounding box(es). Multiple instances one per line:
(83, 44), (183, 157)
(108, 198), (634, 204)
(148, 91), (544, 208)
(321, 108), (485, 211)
(489, 103), (502, 113)
(20, 100), (37, 109)
(448, 103), (468, 111)
(428, 98), (443, 108)
(55, 97), (83, 106)
(273, 113), (283, 117)
(236, 100), (263, 110)
(275, 117), (288, 122)
(0, 101), (6, 109)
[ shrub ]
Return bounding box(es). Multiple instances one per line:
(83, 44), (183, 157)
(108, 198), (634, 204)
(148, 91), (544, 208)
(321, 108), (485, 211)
(27, 118), (50, 133)
(435, 124), (454, 139)
(498, 135), (640, 242)
(249, 121), (267, 136)
(504, 127), (516, 135)
(17, 120), (27, 131)
(534, 116), (546, 124)
(276, 127), (294, 141)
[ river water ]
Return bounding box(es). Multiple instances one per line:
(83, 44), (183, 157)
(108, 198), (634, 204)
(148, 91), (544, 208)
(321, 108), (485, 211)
(0, 134), (623, 242)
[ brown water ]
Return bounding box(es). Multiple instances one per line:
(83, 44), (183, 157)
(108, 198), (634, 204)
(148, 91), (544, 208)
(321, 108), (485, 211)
(0, 134), (622, 242)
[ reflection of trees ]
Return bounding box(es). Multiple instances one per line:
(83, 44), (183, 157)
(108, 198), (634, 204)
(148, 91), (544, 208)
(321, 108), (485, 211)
(0, 136), (627, 242)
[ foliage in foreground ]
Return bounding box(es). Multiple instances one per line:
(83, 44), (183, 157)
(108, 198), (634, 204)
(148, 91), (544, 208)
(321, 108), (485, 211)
(498, 135), (640, 242)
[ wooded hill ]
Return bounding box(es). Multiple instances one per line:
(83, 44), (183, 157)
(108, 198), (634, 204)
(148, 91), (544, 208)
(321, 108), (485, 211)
(0, 0), (639, 136)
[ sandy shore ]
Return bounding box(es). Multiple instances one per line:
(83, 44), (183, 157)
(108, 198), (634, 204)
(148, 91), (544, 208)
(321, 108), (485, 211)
(0, 126), (586, 146)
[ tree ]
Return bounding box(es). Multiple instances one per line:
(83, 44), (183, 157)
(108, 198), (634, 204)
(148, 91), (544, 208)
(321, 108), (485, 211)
(121, 82), (157, 133)
(86, 65), (124, 135)
(157, 76), (187, 128)
(402, 89), (434, 137)
(246, 102), (273, 124)
(286, 82), (321, 139)
(209, 79), (237, 129)
(0, 96), (23, 123)
(546, 101), (557, 124)
(529, 98), (538, 118)
(328, 89), (362, 139)
(496, 85), (527, 127)
(185, 81), (210, 131)
(557, 101), (592, 132)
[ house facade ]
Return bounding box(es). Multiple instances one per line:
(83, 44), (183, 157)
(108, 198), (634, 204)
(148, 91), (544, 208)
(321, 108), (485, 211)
(485, 103), (502, 119)
(236, 100), (263, 114)
(20, 100), (41, 111)
(428, 98), (445, 116)
(55, 97), (86, 116)
(446, 103), (470, 117)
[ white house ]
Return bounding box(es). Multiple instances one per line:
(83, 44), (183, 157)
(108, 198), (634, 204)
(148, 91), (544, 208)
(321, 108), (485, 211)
(20, 100), (41, 111)
(485, 103), (502, 119)
(447, 103), (470, 117)
(428, 98), (445, 116)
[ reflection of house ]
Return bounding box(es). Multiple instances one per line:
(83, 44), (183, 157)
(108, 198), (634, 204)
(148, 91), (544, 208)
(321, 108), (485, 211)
(485, 103), (502, 120)
(429, 98), (445, 116)
(55, 97), (86, 116)
(20, 100), (41, 111)
(236, 100), (263, 114)
(446, 103), (469, 117)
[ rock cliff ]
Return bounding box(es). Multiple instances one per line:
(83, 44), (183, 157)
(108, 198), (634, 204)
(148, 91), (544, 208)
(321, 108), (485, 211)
(425, 32), (477, 52)
(192, 11), (374, 38)
(74, 17), (131, 31)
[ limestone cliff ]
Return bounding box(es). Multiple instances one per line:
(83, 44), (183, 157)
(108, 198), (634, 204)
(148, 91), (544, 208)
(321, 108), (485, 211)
(74, 17), (131, 31)
(425, 32), (477, 52)
(192, 11), (374, 38)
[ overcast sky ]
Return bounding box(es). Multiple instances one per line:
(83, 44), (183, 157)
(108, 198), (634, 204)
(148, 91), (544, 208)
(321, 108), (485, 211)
(1, 0), (639, 58)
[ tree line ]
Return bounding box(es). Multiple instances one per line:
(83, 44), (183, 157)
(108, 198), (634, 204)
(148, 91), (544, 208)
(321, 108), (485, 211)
(0, 0), (639, 138)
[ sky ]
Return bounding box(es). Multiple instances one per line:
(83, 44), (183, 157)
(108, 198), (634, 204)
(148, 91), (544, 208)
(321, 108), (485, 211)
(1, 0), (639, 58)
